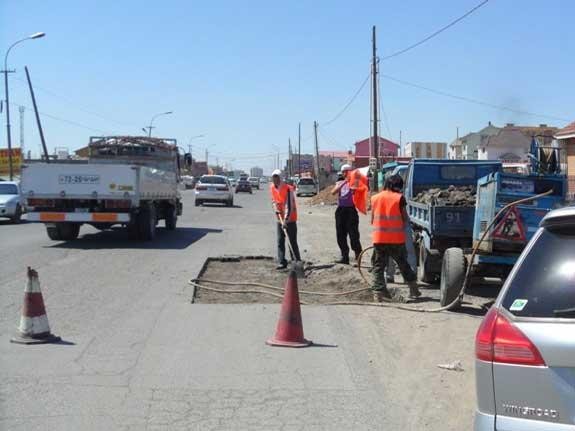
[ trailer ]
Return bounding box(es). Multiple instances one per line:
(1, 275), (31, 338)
(21, 136), (182, 241)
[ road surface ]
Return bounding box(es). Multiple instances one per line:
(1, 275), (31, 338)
(1, 188), (481, 430)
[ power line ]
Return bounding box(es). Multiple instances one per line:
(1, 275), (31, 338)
(323, 72), (371, 126)
(380, 74), (570, 122)
(380, 0), (490, 61)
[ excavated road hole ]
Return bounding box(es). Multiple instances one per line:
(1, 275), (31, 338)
(191, 256), (501, 311)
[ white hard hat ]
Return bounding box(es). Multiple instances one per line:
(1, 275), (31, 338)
(271, 169), (282, 177)
(340, 164), (352, 172)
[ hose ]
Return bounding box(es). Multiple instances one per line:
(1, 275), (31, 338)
(356, 189), (554, 312)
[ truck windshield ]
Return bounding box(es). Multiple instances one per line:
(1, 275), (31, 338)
(0, 184), (18, 194)
(441, 165), (476, 180)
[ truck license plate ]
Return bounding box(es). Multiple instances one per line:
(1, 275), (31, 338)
(59, 174), (100, 185)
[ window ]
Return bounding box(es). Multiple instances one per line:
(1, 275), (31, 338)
(199, 176), (226, 184)
(298, 178), (315, 185)
(0, 184), (18, 194)
(440, 165), (476, 180)
(502, 227), (575, 318)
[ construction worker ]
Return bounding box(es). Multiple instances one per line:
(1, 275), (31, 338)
(371, 174), (421, 301)
(331, 164), (362, 264)
(270, 169), (301, 270)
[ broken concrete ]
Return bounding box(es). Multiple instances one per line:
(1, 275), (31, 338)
(413, 185), (476, 207)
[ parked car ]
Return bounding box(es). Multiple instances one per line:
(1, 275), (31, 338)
(296, 177), (317, 196)
(195, 175), (234, 207)
(474, 206), (575, 431)
(235, 179), (252, 194)
(229, 178), (237, 187)
(0, 181), (25, 223)
(248, 177), (260, 190)
(181, 175), (195, 189)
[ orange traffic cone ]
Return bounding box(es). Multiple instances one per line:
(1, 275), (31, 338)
(11, 267), (61, 345)
(267, 270), (312, 347)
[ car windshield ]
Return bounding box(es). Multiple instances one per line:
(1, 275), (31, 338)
(200, 176), (226, 185)
(0, 184), (18, 194)
(298, 178), (315, 185)
(501, 226), (575, 318)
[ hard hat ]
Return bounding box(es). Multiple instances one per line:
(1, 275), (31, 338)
(340, 164), (352, 172)
(271, 169), (282, 177)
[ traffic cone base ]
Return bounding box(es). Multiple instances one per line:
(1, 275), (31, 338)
(267, 270), (312, 348)
(11, 267), (60, 345)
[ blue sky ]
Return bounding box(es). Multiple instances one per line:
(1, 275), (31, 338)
(1, 0), (573, 173)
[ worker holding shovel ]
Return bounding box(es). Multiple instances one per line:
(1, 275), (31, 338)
(270, 169), (301, 270)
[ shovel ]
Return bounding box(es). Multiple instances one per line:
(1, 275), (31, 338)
(276, 212), (305, 278)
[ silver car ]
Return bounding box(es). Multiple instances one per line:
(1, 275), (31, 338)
(0, 181), (24, 223)
(474, 206), (575, 430)
(194, 175), (234, 207)
(296, 177), (317, 196)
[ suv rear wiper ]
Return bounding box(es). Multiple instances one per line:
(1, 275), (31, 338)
(553, 307), (575, 317)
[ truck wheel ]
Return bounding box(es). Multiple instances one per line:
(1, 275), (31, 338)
(46, 225), (63, 240)
(418, 245), (437, 284)
(59, 223), (81, 240)
(11, 204), (22, 224)
(165, 205), (177, 230)
(440, 247), (467, 308)
(138, 204), (156, 241)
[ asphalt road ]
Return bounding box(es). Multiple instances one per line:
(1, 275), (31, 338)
(1, 188), (481, 430)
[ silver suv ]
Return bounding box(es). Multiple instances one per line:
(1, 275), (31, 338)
(474, 206), (575, 430)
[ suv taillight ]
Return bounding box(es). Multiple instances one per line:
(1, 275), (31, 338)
(196, 185), (207, 190)
(475, 307), (545, 366)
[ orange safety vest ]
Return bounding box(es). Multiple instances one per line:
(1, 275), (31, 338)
(270, 183), (298, 222)
(371, 190), (406, 244)
(347, 169), (368, 214)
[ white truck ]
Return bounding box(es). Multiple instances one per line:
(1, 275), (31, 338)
(21, 136), (182, 241)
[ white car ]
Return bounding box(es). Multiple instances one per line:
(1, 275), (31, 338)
(0, 181), (25, 223)
(181, 175), (195, 189)
(248, 177), (260, 190)
(296, 177), (317, 196)
(194, 175), (234, 207)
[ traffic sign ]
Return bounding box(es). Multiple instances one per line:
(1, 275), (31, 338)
(492, 206), (526, 241)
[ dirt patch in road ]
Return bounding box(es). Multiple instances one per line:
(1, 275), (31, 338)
(191, 256), (499, 312)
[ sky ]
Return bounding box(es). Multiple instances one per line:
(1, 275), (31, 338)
(1, 0), (573, 173)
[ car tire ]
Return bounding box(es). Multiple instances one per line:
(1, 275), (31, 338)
(195, 199), (202, 207)
(165, 205), (177, 230)
(138, 204), (156, 241)
(11, 204), (22, 224)
(418, 244), (437, 284)
(440, 247), (467, 308)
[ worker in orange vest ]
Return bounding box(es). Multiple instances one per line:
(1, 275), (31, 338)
(270, 169), (301, 270)
(370, 174), (420, 301)
(331, 164), (363, 264)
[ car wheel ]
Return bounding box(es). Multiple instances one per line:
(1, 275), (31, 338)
(165, 204), (177, 230)
(195, 199), (202, 206)
(11, 204), (22, 224)
(439, 247), (467, 308)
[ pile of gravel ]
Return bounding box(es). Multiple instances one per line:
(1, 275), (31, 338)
(413, 185), (476, 206)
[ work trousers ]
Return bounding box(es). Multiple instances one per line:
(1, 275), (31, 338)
(335, 206), (362, 258)
(373, 243), (417, 291)
(277, 222), (301, 265)
(386, 223), (417, 277)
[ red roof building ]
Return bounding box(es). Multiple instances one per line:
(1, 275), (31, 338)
(354, 137), (399, 168)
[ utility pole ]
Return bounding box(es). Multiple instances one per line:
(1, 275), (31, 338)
(288, 138), (292, 177)
(371, 25), (379, 191)
(205, 148), (208, 166)
(399, 130), (402, 157)
(313, 121), (320, 193)
(19, 106), (25, 160)
(297, 124), (302, 176)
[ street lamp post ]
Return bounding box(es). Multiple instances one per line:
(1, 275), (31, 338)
(145, 111), (172, 137)
(3, 32), (45, 180)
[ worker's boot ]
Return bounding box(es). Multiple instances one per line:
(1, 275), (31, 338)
(373, 289), (392, 303)
(335, 256), (350, 265)
(408, 281), (422, 299)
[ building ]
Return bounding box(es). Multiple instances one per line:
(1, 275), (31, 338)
(509, 123), (558, 146)
(449, 122), (501, 160)
(555, 120), (575, 200)
(191, 161), (208, 177)
(318, 150), (354, 173)
(477, 127), (532, 162)
(250, 166), (263, 177)
(354, 137), (399, 168)
(405, 142), (447, 159)
(286, 154), (315, 176)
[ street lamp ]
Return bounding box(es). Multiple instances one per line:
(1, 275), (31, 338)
(3, 32), (46, 180)
(145, 111), (172, 137)
(204, 143), (216, 166)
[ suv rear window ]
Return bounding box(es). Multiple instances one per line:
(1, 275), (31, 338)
(200, 176), (226, 184)
(298, 178), (315, 185)
(502, 227), (575, 318)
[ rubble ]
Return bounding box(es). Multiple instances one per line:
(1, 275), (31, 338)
(413, 185), (476, 207)
(308, 187), (338, 206)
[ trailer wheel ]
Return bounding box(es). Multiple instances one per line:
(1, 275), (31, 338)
(165, 205), (177, 230)
(46, 225), (63, 241)
(440, 247), (467, 308)
(418, 245), (437, 284)
(138, 204), (156, 241)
